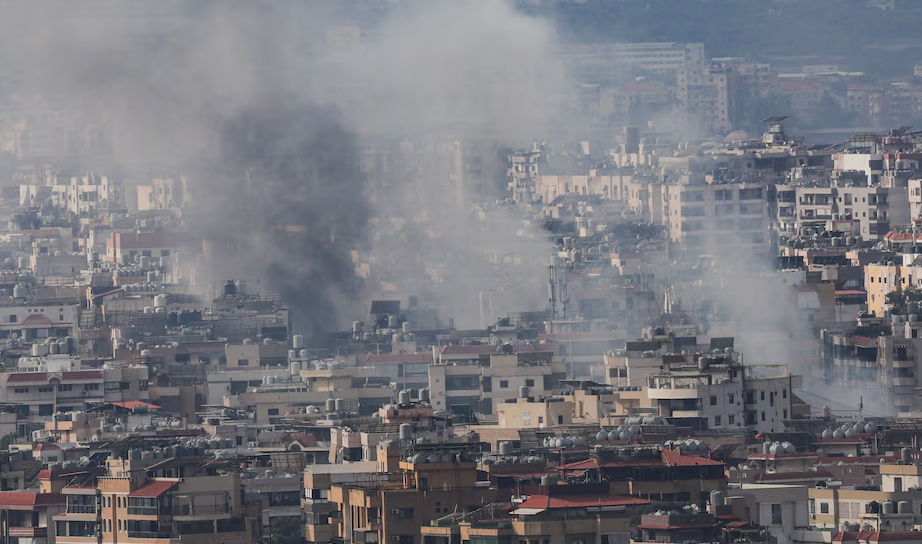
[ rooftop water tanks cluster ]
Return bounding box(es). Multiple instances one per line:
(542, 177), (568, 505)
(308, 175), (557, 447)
(596, 424), (643, 442)
(762, 441), (796, 454)
(542, 435), (588, 448)
(669, 439), (709, 452)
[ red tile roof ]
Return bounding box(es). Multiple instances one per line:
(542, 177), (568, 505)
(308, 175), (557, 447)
(0, 491), (64, 509)
(129, 480), (177, 497)
(34, 443), (61, 451)
(517, 494), (648, 510)
(110, 401), (160, 411)
(834, 531), (922, 542)
(847, 335), (873, 347)
(884, 232), (922, 242)
(661, 449), (724, 467)
(21, 314), (54, 326)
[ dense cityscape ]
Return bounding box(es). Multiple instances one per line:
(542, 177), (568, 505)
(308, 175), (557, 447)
(7, 2), (922, 544)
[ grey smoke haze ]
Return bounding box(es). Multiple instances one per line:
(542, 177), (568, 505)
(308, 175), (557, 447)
(0, 0), (571, 336)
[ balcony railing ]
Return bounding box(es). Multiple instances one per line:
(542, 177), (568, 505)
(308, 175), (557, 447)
(128, 507), (159, 516)
(67, 505), (97, 514)
(128, 531), (173, 539)
(171, 504), (230, 516)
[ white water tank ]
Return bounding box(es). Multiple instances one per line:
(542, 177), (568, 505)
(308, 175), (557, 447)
(154, 294), (168, 308)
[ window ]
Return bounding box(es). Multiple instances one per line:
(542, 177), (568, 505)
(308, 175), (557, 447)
(728, 415), (735, 425)
(761, 411), (766, 422)
(39, 404), (53, 416)
(782, 389), (787, 399)
(728, 393), (735, 404)
(538, 416), (544, 424)
(161, 250), (170, 257)
(84, 383), (99, 391)
(267, 409), (280, 416)
(771, 503), (782, 525)
(714, 415), (722, 426)
(13, 388), (28, 394)
(760, 391), (765, 401)
(710, 395), (717, 406)
(238, 359), (249, 366)
(769, 391), (774, 407)
(499, 380), (509, 388)
(396, 508), (414, 519)
(783, 409), (788, 419)
(525, 379), (534, 387)
(38, 386), (52, 393)
(58, 384), (73, 392)
(820, 502), (829, 514)
(8, 315), (15, 323)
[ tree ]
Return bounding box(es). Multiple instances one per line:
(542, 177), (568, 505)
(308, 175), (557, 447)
(885, 287), (922, 315)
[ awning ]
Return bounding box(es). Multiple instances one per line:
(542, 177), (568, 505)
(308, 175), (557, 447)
(510, 507), (546, 515)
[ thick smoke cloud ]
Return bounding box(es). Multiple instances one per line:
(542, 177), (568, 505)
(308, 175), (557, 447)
(0, 0), (570, 337)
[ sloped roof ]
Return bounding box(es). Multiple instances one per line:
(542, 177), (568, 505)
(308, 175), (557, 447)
(129, 480), (177, 497)
(0, 491), (64, 509)
(661, 449), (724, 467)
(516, 494), (648, 510)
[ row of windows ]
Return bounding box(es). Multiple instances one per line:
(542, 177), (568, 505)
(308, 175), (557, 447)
(12, 383), (100, 394)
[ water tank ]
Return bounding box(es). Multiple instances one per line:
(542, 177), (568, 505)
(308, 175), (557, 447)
(642, 416), (656, 425)
(902, 447), (912, 463)
(619, 431), (630, 441)
(299, 349), (309, 359)
(822, 428), (833, 439)
(898, 500), (912, 514)
(596, 430), (609, 441)
(143, 307), (153, 314)
(392, 333), (401, 343)
(398, 390), (411, 405)
(608, 430), (620, 441)
(292, 335), (304, 349)
(387, 315), (399, 329)
(31, 343), (44, 357)
(540, 475), (557, 486)
(710, 490), (724, 507)
(519, 386), (529, 398)
(242, 338), (252, 345)
(266, 376), (276, 385)
(408, 388), (418, 401)
(208, 439), (221, 449)
(762, 442), (771, 454)
(334, 398), (345, 411)
(784, 442), (796, 454)
(72, 411), (87, 422)
(49, 342), (60, 354)
(769, 442), (784, 455)
(845, 428), (858, 439)
(263, 338), (272, 346)
(353, 321), (363, 334)
(883, 501), (895, 515)
(290, 361), (301, 376)
(626, 416), (642, 426)
(288, 349), (297, 360)
(362, 332), (372, 342)
(325, 398), (336, 412)
(559, 437), (573, 448)
(698, 356), (710, 371)
(128, 449), (142, 460)
(13, 285), (26, 299)
(17, 257), (28, 269)
(141, 450), (154, 461)
(498, 441), (514, 455)
(419, 388), (430, 402)
(399, 423), (414, 440)
(865, 422), (878, 434)
(629, 425), (640, 436)
(833, 429), (845, 439)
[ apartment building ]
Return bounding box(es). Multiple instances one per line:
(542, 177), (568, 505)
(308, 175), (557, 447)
(326, 443), (506, 544)
(644, 351), (800, 433)
(677, 64), (734, 133)
(809, 460), (922, 531)
(428, 349), (566, 422)
(0, 490), (65, 544)
(662, 181), (769, 257)
(54, 454), (260, 544)
(0, 302), (78, 341)
(559, 42), (706, 82)
(0, 355), (149, 424)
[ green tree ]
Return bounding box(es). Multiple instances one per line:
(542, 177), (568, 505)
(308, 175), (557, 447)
(885, 288), (922, 315)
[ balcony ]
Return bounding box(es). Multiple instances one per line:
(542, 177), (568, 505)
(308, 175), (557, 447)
(127, 507), (159, 516)
(128, 531), (174, 540)
(9, 527), (47, 538)
(67, 505), (97, 515)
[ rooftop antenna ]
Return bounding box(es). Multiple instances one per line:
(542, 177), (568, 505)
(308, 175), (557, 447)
(547, 265), (558, 320)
